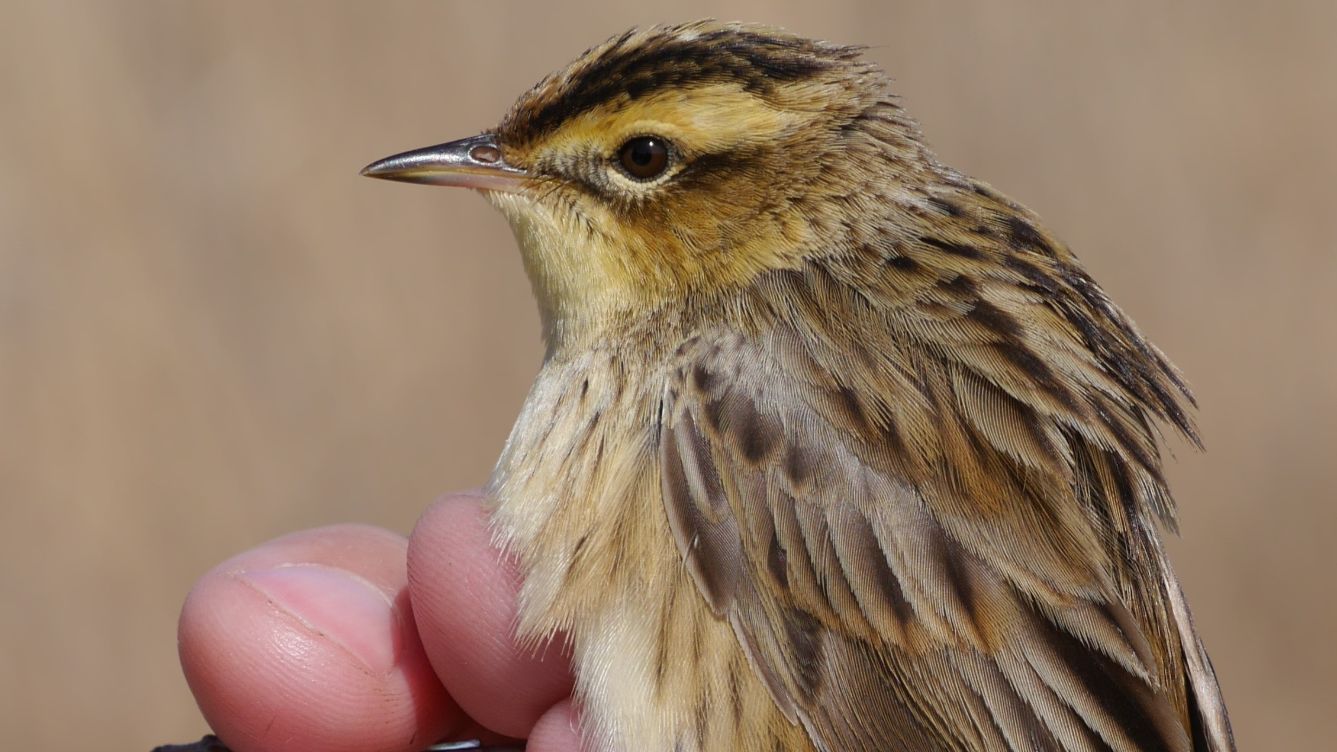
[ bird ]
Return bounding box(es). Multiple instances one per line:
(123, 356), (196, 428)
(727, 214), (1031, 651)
(362, 20), (1235, 752)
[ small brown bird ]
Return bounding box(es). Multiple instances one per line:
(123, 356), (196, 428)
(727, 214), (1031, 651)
(363, 21), (1234, 752)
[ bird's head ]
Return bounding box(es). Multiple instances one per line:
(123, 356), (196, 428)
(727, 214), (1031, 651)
(363, 21), (923, 346)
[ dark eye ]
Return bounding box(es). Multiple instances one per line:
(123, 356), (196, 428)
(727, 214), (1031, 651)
(617, 136), (670, 180)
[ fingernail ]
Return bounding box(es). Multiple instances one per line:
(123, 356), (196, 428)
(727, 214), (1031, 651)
(240, 564), (398, 674)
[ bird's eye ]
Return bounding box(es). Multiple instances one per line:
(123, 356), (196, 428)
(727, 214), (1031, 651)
(617, 136), (670, 180)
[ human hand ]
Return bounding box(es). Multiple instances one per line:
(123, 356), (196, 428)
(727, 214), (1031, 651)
(177, 491), (580, 752)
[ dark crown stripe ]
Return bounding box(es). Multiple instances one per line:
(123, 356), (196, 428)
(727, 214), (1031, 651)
(508, 24), (858, 140)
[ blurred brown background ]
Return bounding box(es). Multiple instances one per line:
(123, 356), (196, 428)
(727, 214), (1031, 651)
(1, 1), (1332, 749)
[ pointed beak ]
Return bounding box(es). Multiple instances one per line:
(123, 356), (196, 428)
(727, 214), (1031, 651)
(360, 133), (527, 192)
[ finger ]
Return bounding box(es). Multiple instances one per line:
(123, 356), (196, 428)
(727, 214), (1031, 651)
(179, 524), (457, 752)
(526, 699), (585, 752)
(407, 492), (575, 739)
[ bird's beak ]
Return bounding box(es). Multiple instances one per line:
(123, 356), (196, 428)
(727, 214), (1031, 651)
(360, 133), (527, 193)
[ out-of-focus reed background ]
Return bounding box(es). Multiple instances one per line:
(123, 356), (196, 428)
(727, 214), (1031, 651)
(2, 1), (1332, 748)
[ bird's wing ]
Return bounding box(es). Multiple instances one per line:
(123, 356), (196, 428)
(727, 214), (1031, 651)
(658, 326), (1231, 752)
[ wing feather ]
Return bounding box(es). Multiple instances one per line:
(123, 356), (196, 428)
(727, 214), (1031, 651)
(659, 330), (1226, 751)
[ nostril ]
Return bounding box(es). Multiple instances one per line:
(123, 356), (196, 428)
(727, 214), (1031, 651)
(470, 144), (502, 164)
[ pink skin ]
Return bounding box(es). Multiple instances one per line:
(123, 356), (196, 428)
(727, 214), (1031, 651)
(178, 492), (582, 752)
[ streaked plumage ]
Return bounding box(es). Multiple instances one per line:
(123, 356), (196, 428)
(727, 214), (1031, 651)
(365, 20), (1234, 752)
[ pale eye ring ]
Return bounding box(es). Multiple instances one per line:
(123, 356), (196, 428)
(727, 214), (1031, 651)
(617, 136), (671, 180)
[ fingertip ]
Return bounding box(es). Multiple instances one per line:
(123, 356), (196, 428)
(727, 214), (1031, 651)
(179, 525), (458, 752)
(407, 493), (574, 739)
(527, 699), (586, 752)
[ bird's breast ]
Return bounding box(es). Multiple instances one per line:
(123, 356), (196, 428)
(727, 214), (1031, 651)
(486, 349), (808, 751)
(488, 349), (675, 635)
